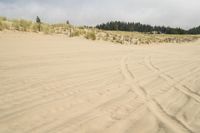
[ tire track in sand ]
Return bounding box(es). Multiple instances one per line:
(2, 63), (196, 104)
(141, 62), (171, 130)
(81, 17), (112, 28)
(145, 56), (200, 103)
(120, 55), (192, 133)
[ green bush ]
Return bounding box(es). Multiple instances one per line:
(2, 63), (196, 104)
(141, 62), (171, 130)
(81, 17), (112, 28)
(85, 31), (96, 40)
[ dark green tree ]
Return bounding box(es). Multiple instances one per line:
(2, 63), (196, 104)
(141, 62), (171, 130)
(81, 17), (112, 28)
(36, 16), (41, 31)
(96, 21), (191, 34)
(188, 26), (200, 34)
(66, 20), (70, 25)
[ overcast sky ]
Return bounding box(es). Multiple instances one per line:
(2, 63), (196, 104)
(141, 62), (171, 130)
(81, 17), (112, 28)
(0, 0), (199, 29)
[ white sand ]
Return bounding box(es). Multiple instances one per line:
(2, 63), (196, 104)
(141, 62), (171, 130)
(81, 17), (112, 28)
(0, 31), (200, 133)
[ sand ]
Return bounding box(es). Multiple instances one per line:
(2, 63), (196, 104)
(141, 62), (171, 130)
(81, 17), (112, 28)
(0, 31), (200, 133)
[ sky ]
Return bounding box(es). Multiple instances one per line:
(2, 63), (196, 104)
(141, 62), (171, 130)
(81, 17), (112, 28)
(0, 0), (200, 29)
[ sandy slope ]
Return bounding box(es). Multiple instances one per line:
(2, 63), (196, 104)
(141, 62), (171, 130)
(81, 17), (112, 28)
(0, 31), (200, 133)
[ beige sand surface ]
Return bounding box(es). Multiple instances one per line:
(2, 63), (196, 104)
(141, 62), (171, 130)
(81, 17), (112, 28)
(0, 31), (200, 133)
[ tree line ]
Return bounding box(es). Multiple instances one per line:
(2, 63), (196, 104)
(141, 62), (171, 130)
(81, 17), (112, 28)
(96, 21), (200, 34)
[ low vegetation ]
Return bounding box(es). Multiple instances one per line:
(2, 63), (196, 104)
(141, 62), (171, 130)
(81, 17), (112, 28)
(95, 30), (199, 45)
(0, 16), (199, 45)
(12, 19), (32, 31)
(85, 31), (96, 40)
(69, 30), (80, 37)
(0, 16), (7, 21)
(0, 21), (3, 31)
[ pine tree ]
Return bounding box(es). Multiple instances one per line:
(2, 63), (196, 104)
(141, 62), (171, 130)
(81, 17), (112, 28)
(96, 21), (191, 34)
(66, 20), (70, 25)
(36, 16), (41, 31)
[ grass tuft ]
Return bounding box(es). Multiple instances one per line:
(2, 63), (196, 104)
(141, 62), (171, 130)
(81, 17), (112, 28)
(85, 31), (96, 40)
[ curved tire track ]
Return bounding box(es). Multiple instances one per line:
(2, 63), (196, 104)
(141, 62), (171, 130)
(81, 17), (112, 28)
(145, 56), (200, 103)
(120, 55), (192, 133)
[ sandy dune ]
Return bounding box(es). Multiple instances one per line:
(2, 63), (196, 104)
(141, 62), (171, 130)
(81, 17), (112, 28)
(0, 31), (200, 133)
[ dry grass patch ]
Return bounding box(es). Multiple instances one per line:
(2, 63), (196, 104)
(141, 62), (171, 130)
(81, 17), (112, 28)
(85, 31), (96, 40)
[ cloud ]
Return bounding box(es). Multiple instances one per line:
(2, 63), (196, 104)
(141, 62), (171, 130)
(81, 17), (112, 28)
(0, 0), (199, 29)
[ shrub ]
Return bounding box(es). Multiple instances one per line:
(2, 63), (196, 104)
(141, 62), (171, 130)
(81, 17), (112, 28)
(0, 16), (7, 21)
(12, 19), (32, 31)
(0, 21), (10, 30)
(0, 21), (3, 31)
(41, 24), (52, 34)
(42, 26), (49, 34)
(12, 20), (20, 30)
(70, 30), (80, 37)
(116, 39), (123, 44)
(19, 20), (32, 31)
(113, 36), (116, 40)
(31, 23), (39, 32)
(49, 28), (55, 34)
(85, 31), (96, 40)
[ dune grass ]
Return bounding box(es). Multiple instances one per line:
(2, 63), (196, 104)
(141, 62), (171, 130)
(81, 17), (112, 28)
(85, 31), (96, 40)
(0, 16), (199, 44)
